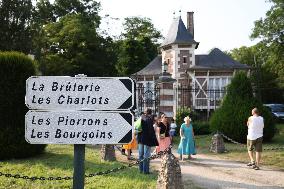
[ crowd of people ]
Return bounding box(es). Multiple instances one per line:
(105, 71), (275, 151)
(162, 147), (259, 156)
(120, 107), (264, 174)
(121, 108), (196, 174)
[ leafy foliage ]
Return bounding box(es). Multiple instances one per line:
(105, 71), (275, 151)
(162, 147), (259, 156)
(116, 38), (149, 76)
(250, 0), (284, 87)
(0, 52), (46, 160)
(210, 72), (276, 143)
(229, 45), (284, 103)
(175, 107), (197, 135)
(0, 0), (33, 53)
(116, 17), (163, 76)
(122, 17), (162, 42)
(192, 122), (211, 135)
(40, 12), (117, 76)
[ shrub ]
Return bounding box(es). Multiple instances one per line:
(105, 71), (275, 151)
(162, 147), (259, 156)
(0, 52), (47, 160)
(210, 72), (276, 143)
(175, 107), (199, 135)
(192, 121), (211, 135)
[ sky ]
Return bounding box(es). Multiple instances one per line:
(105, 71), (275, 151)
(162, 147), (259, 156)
(98, 0), (272, 54)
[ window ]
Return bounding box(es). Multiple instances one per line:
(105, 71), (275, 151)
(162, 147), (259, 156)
(183, 56), (187, 63)
(208, 77), (232, 100)
(167, 59), (170, 64)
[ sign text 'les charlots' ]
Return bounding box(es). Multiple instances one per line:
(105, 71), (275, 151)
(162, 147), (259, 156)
(25, 76), (134, 110)
(25, 111), (133, 144)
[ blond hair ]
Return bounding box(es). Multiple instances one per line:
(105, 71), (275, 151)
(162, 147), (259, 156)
(184, 116), (191, 122)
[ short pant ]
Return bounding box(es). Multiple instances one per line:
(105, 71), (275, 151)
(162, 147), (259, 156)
(247, 137), (263, 152)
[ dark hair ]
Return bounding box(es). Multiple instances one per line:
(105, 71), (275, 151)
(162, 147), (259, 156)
(144, 108), (152, 115)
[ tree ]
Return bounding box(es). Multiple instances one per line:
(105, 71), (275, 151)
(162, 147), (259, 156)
(116, 16), (163, 76)
(210, 72), (276, 143)
(42, 13), (116, 76)
(230, 45), (283, 103)
(100, 145), (116, 161)
(122, 17), (162, 42)
(251, 0), (284, 87)
(0, 0), (33, 53)
(116, 38), (148, 76)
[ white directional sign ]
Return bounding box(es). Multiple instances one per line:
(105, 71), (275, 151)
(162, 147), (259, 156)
(26, 76), (134, 110)
(25, 111), (133, 144)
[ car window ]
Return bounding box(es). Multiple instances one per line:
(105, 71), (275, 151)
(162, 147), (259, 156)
(271, 105), (284, 112)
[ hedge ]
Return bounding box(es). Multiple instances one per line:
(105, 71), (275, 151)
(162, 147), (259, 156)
(0, 52), (46, 159)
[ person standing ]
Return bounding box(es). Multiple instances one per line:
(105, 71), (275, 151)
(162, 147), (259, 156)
(137, 108), (158, 174)
(156, 113), (171, 153)
(177, 116), (196, 160)
(169, 118), (177, 139)
(246, 108), (264, 170)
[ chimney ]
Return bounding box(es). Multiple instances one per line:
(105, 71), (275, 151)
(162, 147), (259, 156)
(187, 12), (194, 38)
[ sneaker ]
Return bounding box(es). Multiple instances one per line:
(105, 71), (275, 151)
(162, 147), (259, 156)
(247, 161), (255, 166)
(253, 165), (260, 170)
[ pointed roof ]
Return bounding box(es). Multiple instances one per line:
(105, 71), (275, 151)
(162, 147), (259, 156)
(161, 17), (198, 48)
(133, 55), (162, 75)
(192, 48), (251, 70)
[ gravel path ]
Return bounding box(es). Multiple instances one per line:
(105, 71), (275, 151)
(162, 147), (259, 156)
(169, 153), (284, 189)
(127, 149), (284, 189)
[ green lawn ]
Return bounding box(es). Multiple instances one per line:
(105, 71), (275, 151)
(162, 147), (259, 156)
(0, 145), (157, 189)
(193, 124), (284, 170)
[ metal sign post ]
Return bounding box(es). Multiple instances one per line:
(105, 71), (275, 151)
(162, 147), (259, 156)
(73, 144), (85, 189)
(73, 74), (86, 189)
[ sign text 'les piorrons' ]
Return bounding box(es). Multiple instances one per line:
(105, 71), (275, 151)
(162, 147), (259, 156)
(25, 111), (133, 144)
(26, 76), (134, 110)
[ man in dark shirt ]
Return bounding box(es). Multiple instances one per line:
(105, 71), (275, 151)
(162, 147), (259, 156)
(137, 108), (158, 174)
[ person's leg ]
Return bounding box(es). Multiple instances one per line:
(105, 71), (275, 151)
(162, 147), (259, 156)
(247, 139), (255, 165)
(127, 149), (131, 159)
(248, 150), (254, 162)
(143, 145), (151, 174)
(255, 152), (261, 166)
(254, 137), (263, 169)
(138, 144), (144, 173)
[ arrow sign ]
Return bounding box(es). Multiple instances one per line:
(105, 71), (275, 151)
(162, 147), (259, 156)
(25, 111), (133, 144)
(25, 76), (134, 110)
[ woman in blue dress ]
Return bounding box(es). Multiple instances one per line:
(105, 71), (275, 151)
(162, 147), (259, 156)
(177, 116), (196, 160)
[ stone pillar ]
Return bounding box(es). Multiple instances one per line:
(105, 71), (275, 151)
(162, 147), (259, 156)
(101, 145), (116, 161)
(157, 153), (184, 189)
(210, 133), (225, 153)
(159, 82), (174, 117)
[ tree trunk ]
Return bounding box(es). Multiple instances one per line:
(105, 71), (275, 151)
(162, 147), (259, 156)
(101, 145), (116, 161)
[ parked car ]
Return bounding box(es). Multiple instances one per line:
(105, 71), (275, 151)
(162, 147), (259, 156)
(264, 104), (284, 122)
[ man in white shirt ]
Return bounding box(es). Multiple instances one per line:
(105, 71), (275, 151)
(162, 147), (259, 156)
(246, 108), (264, 170)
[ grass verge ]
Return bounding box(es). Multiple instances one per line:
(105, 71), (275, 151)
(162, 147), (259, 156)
(0, 145), (157, 189)
(193, 124), (284, 170)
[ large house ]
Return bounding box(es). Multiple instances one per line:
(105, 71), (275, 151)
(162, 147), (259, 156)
(132, 12), (250, 118)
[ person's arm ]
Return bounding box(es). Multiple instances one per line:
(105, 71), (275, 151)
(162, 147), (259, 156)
(247, 117), (251, 127)
(180, 125), (185, 138)
(156, 125), (161, 142)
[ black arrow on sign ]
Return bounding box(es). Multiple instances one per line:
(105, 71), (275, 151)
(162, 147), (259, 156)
(118, 113), (133, 143)
(118, 79), (133, 110)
